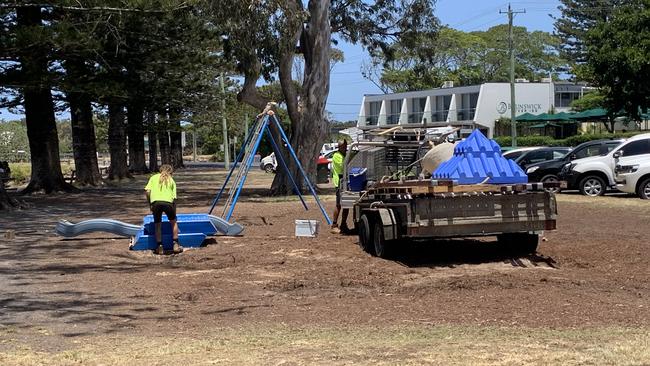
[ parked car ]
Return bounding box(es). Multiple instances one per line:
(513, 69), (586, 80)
(514, 147), (572, 169)
(615, 157), (650, 199)
(260, 153), (276, 173)
(502, 147), (540, 160)
(559, 133), (650, 196)
(525, 139), (624, 191)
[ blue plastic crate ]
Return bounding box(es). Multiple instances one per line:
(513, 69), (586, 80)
(433, 130), (527, 184)
(348, 167), (368, 191)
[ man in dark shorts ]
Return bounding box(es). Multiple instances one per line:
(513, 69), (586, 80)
(145, 164), (182, 254)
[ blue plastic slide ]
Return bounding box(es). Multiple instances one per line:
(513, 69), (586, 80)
(56, 219), (141, 238)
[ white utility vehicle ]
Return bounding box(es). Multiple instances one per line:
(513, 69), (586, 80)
(615, 156), (650, 199)
(560, 133), (650, 196)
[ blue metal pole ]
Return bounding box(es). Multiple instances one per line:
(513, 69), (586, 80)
(265, 125), (308, 210)
(224, 116), (268, 221)
(270, 115), (332, 225)
(208, 118), (259, 215)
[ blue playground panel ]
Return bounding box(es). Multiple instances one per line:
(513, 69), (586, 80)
(143, 213), (218, 235)
(433, 130), (528, 185)
(131, 214), (218, 251)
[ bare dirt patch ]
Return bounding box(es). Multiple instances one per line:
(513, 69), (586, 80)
(0, 168), (648, 363)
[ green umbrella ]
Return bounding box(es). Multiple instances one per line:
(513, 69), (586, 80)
(515, 112), (540, 121)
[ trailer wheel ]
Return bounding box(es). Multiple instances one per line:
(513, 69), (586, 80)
(497, 233), (539, 255)
(358, 214), (375, 254)
(373, 221), (393, 259)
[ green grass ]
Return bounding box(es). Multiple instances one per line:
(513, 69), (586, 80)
(8, 163), (75, 184)
(1, 325), (648, 365)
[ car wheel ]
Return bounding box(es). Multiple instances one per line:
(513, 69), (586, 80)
(357, 214), (375, 254)
(263, 164), (275, 173)
(579, 175), (606, 197)
(637, 177), (650, 199)
(541, 175), (560, 193)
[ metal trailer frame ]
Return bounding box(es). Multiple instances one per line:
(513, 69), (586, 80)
(339, 140), (558, 258)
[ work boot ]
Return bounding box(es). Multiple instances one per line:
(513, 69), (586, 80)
(172, 241), (184, 254)
(330, 224), (340, 234)
(155, 244), (164, 255)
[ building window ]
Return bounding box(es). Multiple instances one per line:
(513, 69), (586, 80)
(366, 101), (381, 125)
(433, 95), (451, 122)
(555, 92), (580, 108)
(387, 99), (402, 125)
(458, 93), (478, 121)
(408, 97), (426, 123)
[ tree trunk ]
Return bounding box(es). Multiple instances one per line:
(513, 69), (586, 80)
(169, 110), (184, 169)
(17, 6), (73, 194)
(69, 90), (101, 186)
(127, 102), (148, 173)
(107, 103), (131, 180)
(0, 183), (19, 210)
(158, 112), (172, 165)
(269, 0), (330, 195)
(147, 112), (159, 172)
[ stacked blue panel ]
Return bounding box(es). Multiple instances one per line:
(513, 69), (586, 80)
(143, 213), (218, 235)
(132, 222), (207, 250)
(432, 130), (527, 184)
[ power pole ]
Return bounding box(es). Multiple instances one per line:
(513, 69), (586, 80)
(500, 3), (525, 147)
(220, 73), (230, 169)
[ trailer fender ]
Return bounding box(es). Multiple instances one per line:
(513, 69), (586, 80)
(376, 208), (398, 241)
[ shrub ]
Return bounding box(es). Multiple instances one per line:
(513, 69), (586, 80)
(9, 163), (30, 184)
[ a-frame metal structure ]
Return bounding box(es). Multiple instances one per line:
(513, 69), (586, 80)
(208, 108), (332, 226)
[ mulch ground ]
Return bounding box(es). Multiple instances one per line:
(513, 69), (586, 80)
(0, 168), (648, 351)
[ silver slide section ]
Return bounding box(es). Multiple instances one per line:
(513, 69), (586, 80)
(208, 215), (244, 236)
(56, 219), (141, 238)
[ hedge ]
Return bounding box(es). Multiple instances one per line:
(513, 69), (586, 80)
(494, 131), (645, 148)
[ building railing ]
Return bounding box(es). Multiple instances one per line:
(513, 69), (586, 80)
(408, 112), (424, 123)
(365, 115), (379, 126)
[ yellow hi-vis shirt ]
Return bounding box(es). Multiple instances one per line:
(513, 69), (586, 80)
(331, 151), (344, 188)
(145, 173), (177, 203)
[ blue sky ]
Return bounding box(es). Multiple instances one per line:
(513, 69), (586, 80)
(0, 0), (561, 122)
(327, 0), (561, 121)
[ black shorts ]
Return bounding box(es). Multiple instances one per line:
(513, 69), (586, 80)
(151, 201), (177, 223)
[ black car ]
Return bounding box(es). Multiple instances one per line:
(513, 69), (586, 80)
(524, 139), (624, 189)
(514, 147), (572, 169)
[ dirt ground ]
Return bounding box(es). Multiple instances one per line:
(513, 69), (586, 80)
(0, 168), (648, 365)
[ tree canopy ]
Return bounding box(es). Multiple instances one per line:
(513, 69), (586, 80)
(364, 25), (566, 93)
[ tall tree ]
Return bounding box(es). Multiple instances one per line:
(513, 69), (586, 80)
(554, 0), (624, 79)
(213, 0), (438, 194)
(65, 59), (101, 185)
(107, 103), (131, 180)
(584, 0), (649, 123)
(146, 112), (159, 172)
(14, 6), (72, 193)
(365, 25), (566, 93)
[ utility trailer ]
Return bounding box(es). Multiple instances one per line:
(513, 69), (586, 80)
(349, 180), (557, 258)
(340, 135), (558, 259)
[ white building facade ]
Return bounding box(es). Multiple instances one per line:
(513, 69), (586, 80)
(357, 81), (591, 137)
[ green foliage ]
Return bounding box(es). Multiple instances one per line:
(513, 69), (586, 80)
(570, 91), (605, 112)
(585, 1), (650, 121)
(0, 121), (29, 161)
(8, 163), (31, 184)
(366, 25), (567, 92)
